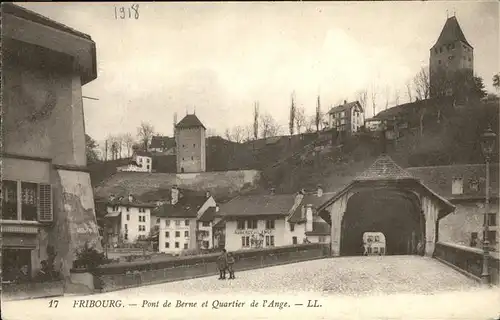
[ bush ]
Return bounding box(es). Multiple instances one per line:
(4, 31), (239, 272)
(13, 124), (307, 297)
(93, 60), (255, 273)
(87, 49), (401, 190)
(73, 242), (107, 270)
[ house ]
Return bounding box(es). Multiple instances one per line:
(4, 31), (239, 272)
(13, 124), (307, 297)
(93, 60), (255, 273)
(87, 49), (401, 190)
(150, 135), (176, 154)
(218, 187), (331, 251)
(1, 3), (101, 279)
(327, 100), (365, 135)
(117, 151), (153, 172)
(153, 187), (217, 254)
(175, 114), (206, 173)
(104, 194), (156, 246)
(407, 164), (499, 251)
(429, 15), (473, 98)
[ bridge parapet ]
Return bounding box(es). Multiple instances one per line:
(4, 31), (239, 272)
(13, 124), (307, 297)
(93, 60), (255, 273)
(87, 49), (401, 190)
(434, 242), (499, 285)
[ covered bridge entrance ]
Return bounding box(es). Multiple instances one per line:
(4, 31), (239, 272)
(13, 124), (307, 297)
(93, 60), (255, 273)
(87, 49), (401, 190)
(317, 155), (455, 257)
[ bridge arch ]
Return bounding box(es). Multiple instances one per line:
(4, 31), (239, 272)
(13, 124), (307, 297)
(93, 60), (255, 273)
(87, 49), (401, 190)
(317, 155), (455, 257)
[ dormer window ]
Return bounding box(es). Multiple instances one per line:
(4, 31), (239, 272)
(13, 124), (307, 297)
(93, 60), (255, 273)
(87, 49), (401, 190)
(452, 177), (463, 195)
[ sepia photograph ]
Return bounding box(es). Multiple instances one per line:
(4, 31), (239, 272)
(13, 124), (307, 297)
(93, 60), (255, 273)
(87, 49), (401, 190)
(1, 1), (499, 319)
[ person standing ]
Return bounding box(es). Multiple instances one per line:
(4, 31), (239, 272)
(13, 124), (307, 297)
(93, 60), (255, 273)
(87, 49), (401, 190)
(227, 252), (235, 279)
(217, 249), (228, 280)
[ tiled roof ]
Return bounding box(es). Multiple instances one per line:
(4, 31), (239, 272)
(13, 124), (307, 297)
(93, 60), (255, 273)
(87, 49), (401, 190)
(176, 114), (206, 130)
(407, 164), (499, 201)
(153, 195), (209, 219)
(371, 97), (453, 121)
(150, 136), (175, 149)
(305, 222), (330, 236)
(328, 101), (363, 114)
(218, 194), (296, 218)
(355, 154), (414, 181)
(107, 197), (156, 208)
(198, 207), (217, 222)
(433, 16), (472, 48)
(135, 151), (153, 157)
(287, 192), (336, 223)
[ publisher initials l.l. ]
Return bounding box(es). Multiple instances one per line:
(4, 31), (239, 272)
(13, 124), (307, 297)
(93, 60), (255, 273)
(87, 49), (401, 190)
(307, 300), (321, 308)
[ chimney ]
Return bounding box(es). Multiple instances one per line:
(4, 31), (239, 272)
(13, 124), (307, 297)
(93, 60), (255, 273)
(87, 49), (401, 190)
(270, 187), (276, 195)
(128, 194), (134, 203)
(305, 205), (313, 232)
(109, 194), (116, 202)
(206, 191), (211, 199)
(344, 100), (347, 105)
(215, 205), (220, 213)
(171, 186), (179, 205)
(317, 185), (323, 197)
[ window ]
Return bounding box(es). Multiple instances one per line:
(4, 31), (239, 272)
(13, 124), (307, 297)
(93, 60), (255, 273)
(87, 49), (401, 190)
(191, 157), (193, 160)
(439, 47), (443, 53)
(147, 165), (150, 170)
(182, 158), (184, 161)
(124, 233), (128, 240)
(265, 235), (275, 246)
(202, 241), (210, 249)
(126, 207), (130, 212)
(126, 214), (130, 221)
(435, 48), (438, 54)
(193, 144), (196, 148)
(237, 220), (246, 230)
(241, 236), (250, 247)
(290, 223), (295, 232)
(124, 224), (128, 230)
(488, 213), (497, 227)
(175, 231), (180, 238)
(2, 180), (53, 222)
(165, 242), (170, 248)
(247, 219), (257, 229)
(175, 220), (181, 226)
(165, 231), (170, 238)
(202, 221), (210, 227)
(184, 243), (188, 249)
(265, 220), (275, 229)
(175, 242), (179, 248)
(139, 208), (146, 213)
(185, 219), (190, 226)
(138, 225), (145, 232)
(488, 231), (497, 244)
(182, 144), (185, 148)
(184, 231), (189, 237)
(469, 179), (479, 192)
(292, 236), (298, 244)
(156, 218), (160, 223)
(165, 219), (170, 227)
(147, 158), (150, 163)
(374, 247), (379, 253)
(468, 57), (471, 62)
(438, 60), (442, 65)
(452, 177), (463, 195)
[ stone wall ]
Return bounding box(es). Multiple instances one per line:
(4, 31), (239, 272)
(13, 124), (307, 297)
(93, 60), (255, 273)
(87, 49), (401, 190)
(95, 169), (261, 199)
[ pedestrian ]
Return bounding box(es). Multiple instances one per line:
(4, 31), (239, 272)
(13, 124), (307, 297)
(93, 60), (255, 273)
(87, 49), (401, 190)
(217, 249), (228, 280)
(226, 252), (235, 279)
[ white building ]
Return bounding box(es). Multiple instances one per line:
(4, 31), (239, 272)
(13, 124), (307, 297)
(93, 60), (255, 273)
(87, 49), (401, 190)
(104, 194), (156, 245)
(327, 100), (365, 135)
(154, 187), (217, 254)
(117, 151), (153, 173)
(218, 187), (332, 251)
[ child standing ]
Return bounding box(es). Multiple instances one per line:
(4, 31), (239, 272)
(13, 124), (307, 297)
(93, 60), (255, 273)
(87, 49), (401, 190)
(226, 252), (235, 279)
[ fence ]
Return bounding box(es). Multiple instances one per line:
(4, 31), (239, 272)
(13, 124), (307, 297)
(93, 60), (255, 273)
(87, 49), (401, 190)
(433, 241), (499, 285)
(95, 243), (330, 292)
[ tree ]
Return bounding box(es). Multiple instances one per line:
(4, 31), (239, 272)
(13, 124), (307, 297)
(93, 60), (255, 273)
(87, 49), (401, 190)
(137, 122), (155, 151)
(253, 101), (259, 140)
(356, 90), (368, 113)
(206, 128), (217, 137)
(384, 86), (391, 110)
(493, 73), (500, 91)
(243, 124), (254, 142)
(315, 95), (321, 133)
(370, 84), (378, 117)
(406, 81), (413, 103)
(295, 106), (307, 134)
(231, 125), (244, 143)
(123, 133), (135, 157)
(289, 92), (296, 136)
(393, 89), (401, 106)
(472, 76), (487, 99)
(413, 67), (430, 100)
(260, 113), (281, 138)
(224, 128), (232, 141)
(85, 134), (99, 164)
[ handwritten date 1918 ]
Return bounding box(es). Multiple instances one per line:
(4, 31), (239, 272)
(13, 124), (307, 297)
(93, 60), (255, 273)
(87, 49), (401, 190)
(115, 4), (139, 20)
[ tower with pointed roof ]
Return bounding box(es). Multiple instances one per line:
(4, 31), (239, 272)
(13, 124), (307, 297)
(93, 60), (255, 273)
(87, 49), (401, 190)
(175, 113), (206, 173)
(429, 15), (473, 98)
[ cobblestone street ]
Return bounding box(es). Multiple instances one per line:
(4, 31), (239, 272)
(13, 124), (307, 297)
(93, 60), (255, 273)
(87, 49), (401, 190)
(132, 255), (479, 296)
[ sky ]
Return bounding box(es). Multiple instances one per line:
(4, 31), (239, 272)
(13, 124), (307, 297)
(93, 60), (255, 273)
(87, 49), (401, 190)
(20, 1), (499, 144)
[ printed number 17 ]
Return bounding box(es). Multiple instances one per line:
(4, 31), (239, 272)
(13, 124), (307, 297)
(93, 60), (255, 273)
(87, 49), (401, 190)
(49, 299), (59, 308)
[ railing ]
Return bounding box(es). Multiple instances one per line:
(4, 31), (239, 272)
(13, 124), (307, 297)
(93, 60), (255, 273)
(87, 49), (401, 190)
(433, 242), (499, 285)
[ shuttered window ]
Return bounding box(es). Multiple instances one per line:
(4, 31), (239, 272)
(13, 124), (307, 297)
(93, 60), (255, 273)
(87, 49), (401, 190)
(37, 183), (53, 222)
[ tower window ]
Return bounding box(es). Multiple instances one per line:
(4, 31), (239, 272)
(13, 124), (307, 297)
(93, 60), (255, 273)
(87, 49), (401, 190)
(191, 156), (193, 160)
(193, 144), (195, 147)
(438, 60), (442, 65)
(435, 48), (438, 54)
(439, 47), (443, 53)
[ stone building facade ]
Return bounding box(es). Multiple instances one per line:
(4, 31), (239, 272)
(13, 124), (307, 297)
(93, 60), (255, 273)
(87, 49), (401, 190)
(1, 3), (101, 279)
(175, 114), (206, 173)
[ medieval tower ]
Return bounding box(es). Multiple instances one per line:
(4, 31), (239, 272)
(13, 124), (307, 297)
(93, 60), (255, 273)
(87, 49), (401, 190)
(429, 15), (474, 98)
(175, 113), (206, 173)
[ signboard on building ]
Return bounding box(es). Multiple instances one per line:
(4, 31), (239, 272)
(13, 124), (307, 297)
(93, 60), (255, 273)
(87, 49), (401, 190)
(234, 229), (273, 235)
